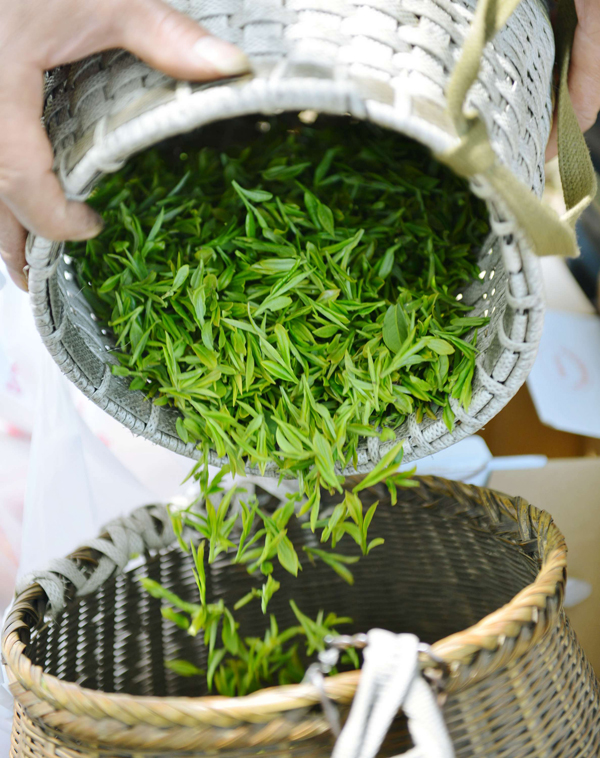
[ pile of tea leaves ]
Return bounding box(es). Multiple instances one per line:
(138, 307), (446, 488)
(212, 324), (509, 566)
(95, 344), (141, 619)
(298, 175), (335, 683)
(140, 469), (379, 697)
(72, 117), (489, 510)
(140, 479), (362, 697)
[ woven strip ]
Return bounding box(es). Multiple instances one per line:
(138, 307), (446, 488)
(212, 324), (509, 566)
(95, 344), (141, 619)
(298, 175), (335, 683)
(14, 506), (174, 616)
(9, 617), (600, 757)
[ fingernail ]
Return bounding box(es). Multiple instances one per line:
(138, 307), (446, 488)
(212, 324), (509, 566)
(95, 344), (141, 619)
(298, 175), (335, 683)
(74, 211), (104, 241)
(8, 268), (28, 292)
(88, 211), (104, 233)
(193, 36), (251, 76)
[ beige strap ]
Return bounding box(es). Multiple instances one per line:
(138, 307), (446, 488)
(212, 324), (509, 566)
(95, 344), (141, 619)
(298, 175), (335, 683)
(438, 0), (596, 258)
(446, 0), (521, 131)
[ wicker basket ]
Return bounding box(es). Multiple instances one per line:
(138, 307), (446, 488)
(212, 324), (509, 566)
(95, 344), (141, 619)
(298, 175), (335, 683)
(26, 0), (563, 473)
(4, 477), (599, 757)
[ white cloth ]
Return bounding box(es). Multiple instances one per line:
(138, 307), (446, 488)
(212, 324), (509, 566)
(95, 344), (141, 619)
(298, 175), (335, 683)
(0, 266), (203, 754)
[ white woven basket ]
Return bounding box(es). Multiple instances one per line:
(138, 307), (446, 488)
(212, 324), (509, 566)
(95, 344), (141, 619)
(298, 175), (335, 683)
(27, 0), (554, 474)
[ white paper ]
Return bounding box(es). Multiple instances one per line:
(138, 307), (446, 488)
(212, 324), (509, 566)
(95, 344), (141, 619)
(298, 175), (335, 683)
(527, 310), (600, 439)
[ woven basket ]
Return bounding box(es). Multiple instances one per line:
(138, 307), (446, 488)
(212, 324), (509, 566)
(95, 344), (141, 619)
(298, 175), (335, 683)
(4, 478), (600, 757)
(26, 0), (560, 473)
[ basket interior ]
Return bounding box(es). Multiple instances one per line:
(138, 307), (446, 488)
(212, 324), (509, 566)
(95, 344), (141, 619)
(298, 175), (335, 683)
(28, 485), (539, 699)
(69, 111), (498, 344)
(55, 112), (504, 470)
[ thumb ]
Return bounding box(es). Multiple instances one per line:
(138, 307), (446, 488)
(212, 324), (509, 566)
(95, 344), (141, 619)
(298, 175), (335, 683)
(0, 201), (28, 292)
(113, 0), (251, 80)
(546, 118), (557, 162)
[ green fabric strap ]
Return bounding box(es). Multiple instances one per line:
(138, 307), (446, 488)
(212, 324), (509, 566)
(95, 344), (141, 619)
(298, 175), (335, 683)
(438, 0), (596, 258)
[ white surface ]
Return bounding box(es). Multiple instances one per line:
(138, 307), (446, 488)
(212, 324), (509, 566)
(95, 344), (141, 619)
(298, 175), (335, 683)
(403, 435), (546, 487)
(402, 435), (492, 485)
(564, 577), (593, 609)
(539, 256), (596, 315)
(18, 350), (155, 579)
(527, 310), (600, 439)
(0, 266), (203, 756)
(0, 266), (200, 590)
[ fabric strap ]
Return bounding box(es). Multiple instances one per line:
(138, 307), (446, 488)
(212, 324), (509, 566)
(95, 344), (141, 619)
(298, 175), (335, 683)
(331, 631), (455, 758)
(437, 0), (596, 258)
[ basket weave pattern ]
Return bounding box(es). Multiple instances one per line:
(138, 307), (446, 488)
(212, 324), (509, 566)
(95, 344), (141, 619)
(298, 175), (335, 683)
(4, 479), (599, 757)
(28, 0), (553, 472)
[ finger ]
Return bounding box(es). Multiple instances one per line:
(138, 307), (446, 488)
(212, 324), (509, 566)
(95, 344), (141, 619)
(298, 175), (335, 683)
(0, 63), (103, 242)
(546, 120), (558, 162)
(0, 200), (28, 291)
(567, 24), (600, 130)
(546, 8), (600, 161)
(112, 0), (250, 80)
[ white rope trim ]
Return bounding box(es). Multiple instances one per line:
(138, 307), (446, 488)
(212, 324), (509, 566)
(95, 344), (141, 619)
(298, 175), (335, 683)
(332, 630), (454, 758)
(44, 311), (69, 348)
(15, 505), (174, 616)
(93, 116), (127, 173)
(32, 253), (63, 283)
(59, 150), (89, 203)
(144, 402), (162, 438)
(367, 435), (381, 463)
(91, 364), (113, 401)
(496, 317), (539, 354)
(474, 357), (514, 400)
(407, 416), (437, 456)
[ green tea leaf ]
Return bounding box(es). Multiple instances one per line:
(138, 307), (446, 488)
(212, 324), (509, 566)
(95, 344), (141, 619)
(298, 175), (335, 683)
(232, 181), (273, 203)
(165, 659), (205, 676)
(427, 338), (455, 355)
(170, 264), (190, 293)
(262, 162), (311, 181)
(366, 537), (385, 554)
(312, 432), (341, 492)
(261, 574), (281, 613)
(353, 440), (405, 492)
(207, 648), (227, 690)
(277, 536), (300, 576)
(138, 577), (200, 614)
(317, 203), (335, 235)
(304, 546), (359, 585)
(314, 147), (339, 185)
(162, 607), (191, 629)
(382, 303), (409, 353)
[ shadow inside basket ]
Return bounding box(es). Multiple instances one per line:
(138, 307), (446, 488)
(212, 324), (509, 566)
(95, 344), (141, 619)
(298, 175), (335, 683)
(26, 485), (538, 701)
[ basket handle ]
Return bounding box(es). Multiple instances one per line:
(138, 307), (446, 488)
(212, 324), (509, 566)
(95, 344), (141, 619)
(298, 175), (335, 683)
(331, 631), (454, 758)
(436, 0), (596, 258)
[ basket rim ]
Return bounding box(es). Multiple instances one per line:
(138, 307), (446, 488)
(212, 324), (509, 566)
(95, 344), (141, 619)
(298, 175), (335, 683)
(26, 73), (545, 473)
(2, 477), (567, 738)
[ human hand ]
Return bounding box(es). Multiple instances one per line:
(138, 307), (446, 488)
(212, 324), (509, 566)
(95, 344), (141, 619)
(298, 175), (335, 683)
(546, 0), (600, 161)
(0, 0), (250, 291)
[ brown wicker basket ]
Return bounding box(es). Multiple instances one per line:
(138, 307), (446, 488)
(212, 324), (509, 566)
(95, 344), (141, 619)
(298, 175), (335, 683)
(3, 478), (599, 757)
